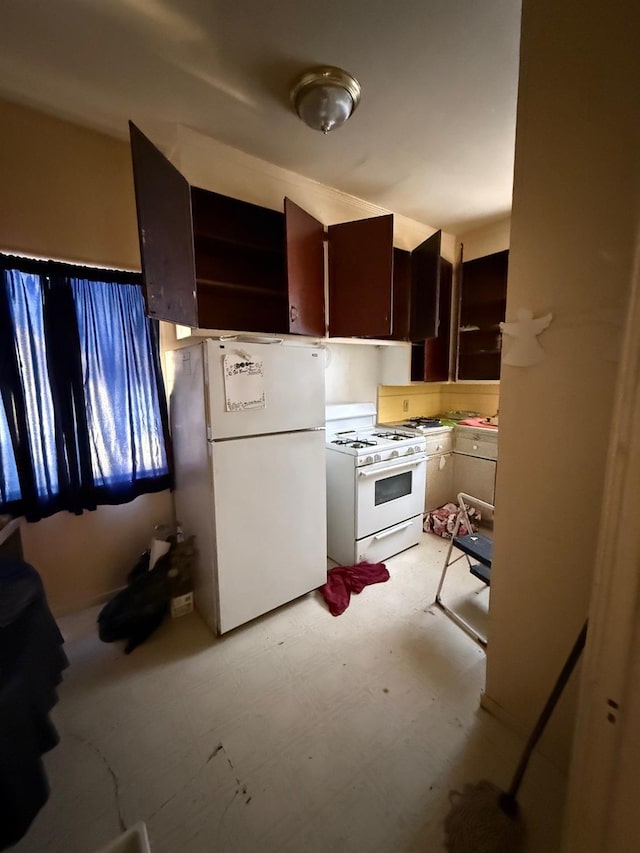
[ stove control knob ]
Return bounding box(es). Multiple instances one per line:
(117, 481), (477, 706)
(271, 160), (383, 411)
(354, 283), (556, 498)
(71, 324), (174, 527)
(405, 446), (414, 455)
(364, 455), (373, 465)
(374, 454), (381, 463)
(390, 450), (399, 458)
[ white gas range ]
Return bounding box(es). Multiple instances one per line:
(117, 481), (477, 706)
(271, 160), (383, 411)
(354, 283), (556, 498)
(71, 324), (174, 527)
(325, 403), (427, 566)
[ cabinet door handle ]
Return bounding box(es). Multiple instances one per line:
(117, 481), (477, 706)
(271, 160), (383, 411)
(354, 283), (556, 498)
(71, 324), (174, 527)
(290, 305), (299, 323)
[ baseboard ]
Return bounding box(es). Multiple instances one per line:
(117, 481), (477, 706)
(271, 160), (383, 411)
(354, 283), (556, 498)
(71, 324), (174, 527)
(481, 691), (571, 774)
(480, 691), (529, 737)
(51, 585), (126, 618)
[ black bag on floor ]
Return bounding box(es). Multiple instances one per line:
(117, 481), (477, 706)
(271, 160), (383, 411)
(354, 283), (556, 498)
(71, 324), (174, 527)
(97, 551), (172, 654)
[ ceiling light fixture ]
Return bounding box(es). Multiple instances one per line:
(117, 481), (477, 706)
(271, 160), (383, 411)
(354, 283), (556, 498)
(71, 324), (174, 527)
(290, 66), (361, 134)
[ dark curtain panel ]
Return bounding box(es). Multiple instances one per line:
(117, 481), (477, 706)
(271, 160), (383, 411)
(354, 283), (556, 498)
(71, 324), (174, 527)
(43, 273), (96, 514)
(0, 273), (40, 513)
(0, 255), (173, 521)
(70, 277), (172, 503)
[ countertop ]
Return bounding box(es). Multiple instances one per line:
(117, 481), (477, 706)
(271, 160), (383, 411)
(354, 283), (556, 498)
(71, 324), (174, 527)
(457, 417), (499, 430)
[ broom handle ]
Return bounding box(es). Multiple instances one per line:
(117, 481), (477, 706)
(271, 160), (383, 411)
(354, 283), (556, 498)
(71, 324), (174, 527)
(505, 620), (588, 802)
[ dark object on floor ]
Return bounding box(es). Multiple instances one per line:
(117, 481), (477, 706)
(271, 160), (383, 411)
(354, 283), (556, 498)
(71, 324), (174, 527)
(443, 620), (588, 852)
(0, 556), (68, 851)
(98, 537), (195, 653)
(320, 561), (390, 616)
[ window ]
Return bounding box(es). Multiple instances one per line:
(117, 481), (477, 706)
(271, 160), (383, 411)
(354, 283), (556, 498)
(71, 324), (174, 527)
(0, 255), (172, 521)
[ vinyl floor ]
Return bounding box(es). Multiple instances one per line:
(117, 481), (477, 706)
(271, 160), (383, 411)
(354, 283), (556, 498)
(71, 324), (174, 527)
(14, 532), (566, 853)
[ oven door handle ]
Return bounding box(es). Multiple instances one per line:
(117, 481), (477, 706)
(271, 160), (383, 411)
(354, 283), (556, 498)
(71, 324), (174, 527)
(357, 457), (425, 477)
(373, 520), (413, 540)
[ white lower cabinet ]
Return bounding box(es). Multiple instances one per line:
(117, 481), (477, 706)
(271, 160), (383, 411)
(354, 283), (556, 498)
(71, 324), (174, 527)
(425, 452), (454, 511)
(452, 453), (497, 505)
(421, 425), (498, 512)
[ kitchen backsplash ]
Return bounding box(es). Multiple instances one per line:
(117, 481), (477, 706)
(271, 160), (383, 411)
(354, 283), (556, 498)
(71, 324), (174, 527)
(378, 383), (500, 423)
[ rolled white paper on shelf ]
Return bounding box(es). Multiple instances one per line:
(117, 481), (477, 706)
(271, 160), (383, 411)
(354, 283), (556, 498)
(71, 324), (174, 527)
(149, 538), (171, 570)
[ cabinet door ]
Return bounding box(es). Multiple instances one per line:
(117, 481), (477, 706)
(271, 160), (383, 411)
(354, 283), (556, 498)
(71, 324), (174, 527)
(425, 452), (454, 511)
(284, 198), (325, 336)
(129, 122), (198, 326)
(391, 247), (412, 340)
(411, 230), (441, 341)
(328, 214), (393, 337)
(452, 454), (496, 505)
(458, 249), (508, 380)
(425, 257), (452, 381)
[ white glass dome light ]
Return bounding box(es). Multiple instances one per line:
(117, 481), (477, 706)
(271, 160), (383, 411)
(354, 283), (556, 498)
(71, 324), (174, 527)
(290, 66), (361, 134)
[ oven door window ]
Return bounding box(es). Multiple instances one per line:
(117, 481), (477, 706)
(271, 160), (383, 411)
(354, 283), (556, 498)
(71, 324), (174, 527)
(374, 470), (413, 505)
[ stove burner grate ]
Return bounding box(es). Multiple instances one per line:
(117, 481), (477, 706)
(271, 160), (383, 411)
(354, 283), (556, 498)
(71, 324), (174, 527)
(373, 431), (410, 441)
(331, 437), (377, 449)
(404, 417), (443, 428)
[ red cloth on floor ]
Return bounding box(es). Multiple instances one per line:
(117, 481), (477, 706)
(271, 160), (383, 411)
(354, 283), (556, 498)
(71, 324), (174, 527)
(320, 561), (390, 616)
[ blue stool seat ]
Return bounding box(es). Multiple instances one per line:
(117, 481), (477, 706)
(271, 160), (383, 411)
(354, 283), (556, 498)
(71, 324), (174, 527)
(452, 532), (493, 575)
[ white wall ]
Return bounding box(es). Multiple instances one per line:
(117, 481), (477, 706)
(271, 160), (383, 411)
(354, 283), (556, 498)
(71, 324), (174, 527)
(323, 342), (410, 404)
(171, 124), (458, 262)
(459, 216), (511, 262)
(0, 98), (174, 615)
(22, 493), (174, 615)
(483, 0), (637, 767)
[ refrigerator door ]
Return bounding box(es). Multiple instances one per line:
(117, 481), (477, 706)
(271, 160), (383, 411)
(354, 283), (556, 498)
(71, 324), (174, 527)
(205, 339), (325, 439)
(211, 429), (327, 633)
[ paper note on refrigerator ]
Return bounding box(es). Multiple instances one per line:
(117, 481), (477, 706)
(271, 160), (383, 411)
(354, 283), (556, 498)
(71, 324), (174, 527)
(223, 352), (266, 411)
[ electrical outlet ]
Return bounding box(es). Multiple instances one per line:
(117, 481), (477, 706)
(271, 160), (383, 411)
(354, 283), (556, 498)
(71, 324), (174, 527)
(402, 399), (409, 412)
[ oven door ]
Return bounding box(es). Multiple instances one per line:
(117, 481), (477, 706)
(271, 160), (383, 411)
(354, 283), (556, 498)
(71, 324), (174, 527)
(355, 454), (427, 539)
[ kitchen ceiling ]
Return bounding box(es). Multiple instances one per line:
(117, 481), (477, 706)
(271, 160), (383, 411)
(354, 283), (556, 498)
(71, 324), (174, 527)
(0, 0), (521, 233)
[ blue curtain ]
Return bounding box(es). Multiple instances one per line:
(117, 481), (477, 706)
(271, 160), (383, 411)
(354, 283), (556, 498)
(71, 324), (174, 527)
(0, 255), (172, 521)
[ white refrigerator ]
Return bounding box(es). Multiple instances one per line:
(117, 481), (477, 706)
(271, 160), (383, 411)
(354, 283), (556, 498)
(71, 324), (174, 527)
(168, 338), (327, 634)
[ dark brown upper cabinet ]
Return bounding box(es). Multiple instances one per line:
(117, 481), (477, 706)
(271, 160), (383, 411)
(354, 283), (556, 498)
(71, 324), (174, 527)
(424, 257), (452, 381)
(410, 230), (442, 342)
(388, 230), (445, 344)
(285, 201), (394, 338)
(402, 231), (452, 381)
(409, 256), (452, 382)
(390, 247), (412, 341)
(130, 121), (198, 327)
(284, 199), (325, 336)
(328, 215), (394, 337)
(129, 123), (324, 336)
(457, 249), (509, 380)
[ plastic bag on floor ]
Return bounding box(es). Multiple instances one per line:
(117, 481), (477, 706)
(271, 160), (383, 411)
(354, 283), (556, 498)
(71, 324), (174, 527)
(423, 503), (481, 539)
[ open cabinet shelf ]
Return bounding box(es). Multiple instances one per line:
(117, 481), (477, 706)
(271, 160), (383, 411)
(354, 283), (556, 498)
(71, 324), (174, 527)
(457, 249), (509, 380)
